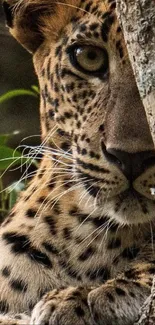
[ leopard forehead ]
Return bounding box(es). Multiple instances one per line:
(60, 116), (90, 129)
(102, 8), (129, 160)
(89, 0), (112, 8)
(34, 0), (124, 132)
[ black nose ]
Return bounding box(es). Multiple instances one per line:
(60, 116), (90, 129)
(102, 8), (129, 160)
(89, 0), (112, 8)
(102, 143), (155, 180)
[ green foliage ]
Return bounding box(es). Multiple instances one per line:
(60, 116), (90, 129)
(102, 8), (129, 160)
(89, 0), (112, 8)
(0, 85), (39, 104)
(0, 144), (23, 170)
(0, 86), (39, 220)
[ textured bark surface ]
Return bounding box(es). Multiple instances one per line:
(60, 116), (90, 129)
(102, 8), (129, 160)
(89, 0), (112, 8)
(116, 1), (155, 324)
(134, 278), (155, 325)
(116, 0), (155, 142)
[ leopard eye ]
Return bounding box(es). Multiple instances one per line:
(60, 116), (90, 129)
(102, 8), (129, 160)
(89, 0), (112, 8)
(68, 45), (108, 75)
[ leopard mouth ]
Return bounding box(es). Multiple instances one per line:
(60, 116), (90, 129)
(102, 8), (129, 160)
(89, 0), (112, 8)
(117, 187), (151, 214)
(118, 186), (145, 201)
(104, 185), (155, 225)
(78, 170), (153, 202)
(77, 170), (155, 224)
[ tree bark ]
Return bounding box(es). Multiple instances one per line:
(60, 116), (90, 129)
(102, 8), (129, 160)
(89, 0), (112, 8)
(115, 1), (155, 324)
(116, 0), (155, 143)
(134, 278), (155, 325)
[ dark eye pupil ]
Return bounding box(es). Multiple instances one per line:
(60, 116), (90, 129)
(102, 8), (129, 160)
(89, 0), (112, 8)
(87, 51), (97, 60)
(68, 44), (109, 76)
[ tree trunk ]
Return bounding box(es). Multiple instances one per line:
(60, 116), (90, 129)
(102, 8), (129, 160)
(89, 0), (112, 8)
(116, 0), (155, 142)
(115, 1), (155, 324)
(134, 278), (155, 324)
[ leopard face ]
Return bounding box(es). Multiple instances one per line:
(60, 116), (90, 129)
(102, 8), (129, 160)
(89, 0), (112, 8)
(4, 0), (155, 226)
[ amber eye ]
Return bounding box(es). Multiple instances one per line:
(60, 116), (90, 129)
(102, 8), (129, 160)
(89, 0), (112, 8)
(68, 45), (108, 75)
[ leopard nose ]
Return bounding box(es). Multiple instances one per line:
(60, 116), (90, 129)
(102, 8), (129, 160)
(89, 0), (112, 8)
(102, 143), (155, 180)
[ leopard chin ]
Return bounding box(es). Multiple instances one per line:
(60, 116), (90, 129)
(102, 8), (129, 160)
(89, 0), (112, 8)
(78, 168), (155, 225)
(98, 188), (155, 226)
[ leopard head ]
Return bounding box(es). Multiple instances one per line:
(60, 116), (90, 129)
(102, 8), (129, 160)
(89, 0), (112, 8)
(3, 0), (155, 226)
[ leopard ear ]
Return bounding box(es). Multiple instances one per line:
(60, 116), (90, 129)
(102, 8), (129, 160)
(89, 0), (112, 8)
(3, 0), (46, 53)
(3, 0), (80, 53)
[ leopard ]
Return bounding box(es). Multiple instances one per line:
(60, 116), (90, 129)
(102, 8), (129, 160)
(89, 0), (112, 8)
(1, 0), (155, 324)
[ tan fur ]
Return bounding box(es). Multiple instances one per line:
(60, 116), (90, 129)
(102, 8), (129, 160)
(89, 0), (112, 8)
(7, 0), (81, 51)
(1, 0), (155, 324)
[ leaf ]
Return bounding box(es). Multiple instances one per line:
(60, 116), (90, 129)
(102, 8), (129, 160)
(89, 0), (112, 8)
(0, 146), (39, 171)
(0, 89), (38, 105)
(31, 85), (40, 94)
(0, 134), (10, 145)
(0, 146), (23, 170)
(0, 131), (21, 146)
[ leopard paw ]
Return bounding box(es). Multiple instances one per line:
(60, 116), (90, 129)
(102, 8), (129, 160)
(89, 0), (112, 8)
(31, 287), (92, 325)
(0, 313), (30, 325)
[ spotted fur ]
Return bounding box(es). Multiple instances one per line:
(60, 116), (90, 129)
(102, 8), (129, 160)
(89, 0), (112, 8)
(1, 0), (155, 324)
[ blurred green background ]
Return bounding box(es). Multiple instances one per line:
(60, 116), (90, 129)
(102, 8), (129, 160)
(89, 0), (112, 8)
(0, 6), (41, 219)
(0, 6), (40, 146)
